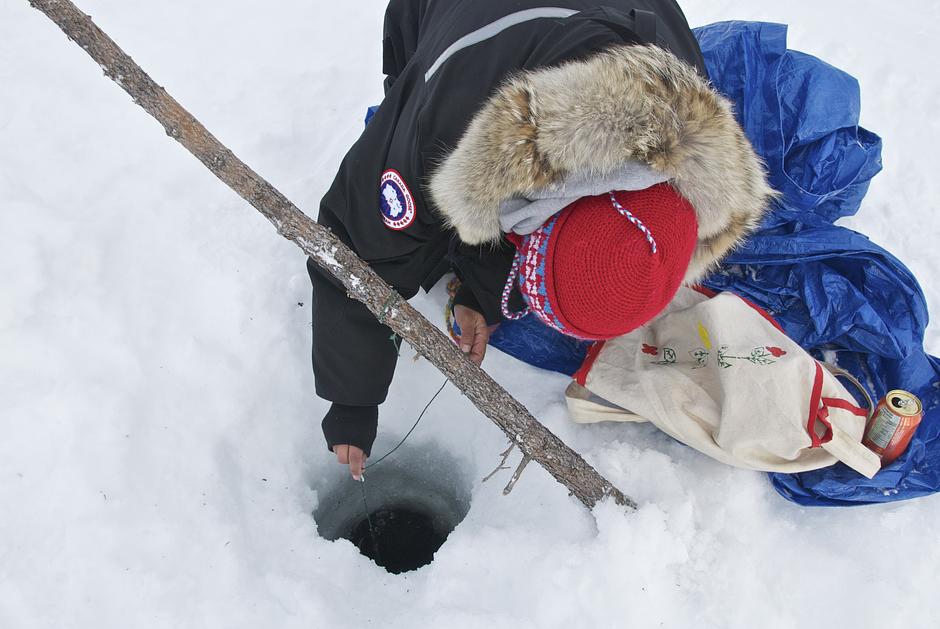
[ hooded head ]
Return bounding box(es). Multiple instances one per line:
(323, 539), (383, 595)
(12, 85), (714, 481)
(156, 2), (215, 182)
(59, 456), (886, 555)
(429, 44), (777, 287)
(502, 184), (698, 340)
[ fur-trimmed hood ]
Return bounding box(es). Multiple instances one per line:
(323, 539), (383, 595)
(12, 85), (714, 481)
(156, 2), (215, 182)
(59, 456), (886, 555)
(429, 44), (777, 283)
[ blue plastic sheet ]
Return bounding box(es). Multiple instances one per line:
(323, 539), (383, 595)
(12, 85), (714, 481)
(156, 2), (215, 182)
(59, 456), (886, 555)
(488, 313), (591, 376)
(487, 21), (940, 506)
(695, 22), (940, 506)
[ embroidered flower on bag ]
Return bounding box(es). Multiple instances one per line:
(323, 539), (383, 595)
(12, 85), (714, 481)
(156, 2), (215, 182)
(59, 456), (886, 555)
(690, 348), (710, 368)
(746, 347), (777, 365)
(717, 346), (734, 369)
(716, 345), (780, 368)
(646, 323), (786, 369)
(654, 348), (677, 365)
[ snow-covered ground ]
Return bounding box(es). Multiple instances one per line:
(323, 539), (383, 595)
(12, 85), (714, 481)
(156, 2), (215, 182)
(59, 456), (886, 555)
(2, 1), (939, 627)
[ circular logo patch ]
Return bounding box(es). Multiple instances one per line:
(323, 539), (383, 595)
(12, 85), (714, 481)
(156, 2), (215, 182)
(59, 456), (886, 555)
(379, 169), (416, 230)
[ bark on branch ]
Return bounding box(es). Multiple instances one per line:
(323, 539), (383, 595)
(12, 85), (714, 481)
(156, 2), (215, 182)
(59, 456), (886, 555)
(28, 0), (636, 511)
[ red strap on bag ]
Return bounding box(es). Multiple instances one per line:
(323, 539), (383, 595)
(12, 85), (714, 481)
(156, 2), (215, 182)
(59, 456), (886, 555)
(806, 362), (869, 448)
(809, 406), (834, 448)
(806, 362), (833, 448)
(820, 397), (868, 417)
(574, 341), (606, 386)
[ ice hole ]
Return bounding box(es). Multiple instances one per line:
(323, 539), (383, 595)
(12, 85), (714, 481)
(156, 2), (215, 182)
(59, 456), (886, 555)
(313, 442), (472, 574)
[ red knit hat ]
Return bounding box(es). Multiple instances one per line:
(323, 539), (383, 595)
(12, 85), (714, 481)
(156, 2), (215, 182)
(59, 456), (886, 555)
(502, 183), (698, 340)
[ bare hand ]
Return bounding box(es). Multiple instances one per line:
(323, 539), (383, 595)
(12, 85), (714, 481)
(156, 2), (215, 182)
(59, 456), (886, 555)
(454, 305), (497, 366)
(333, 444), (367, 480)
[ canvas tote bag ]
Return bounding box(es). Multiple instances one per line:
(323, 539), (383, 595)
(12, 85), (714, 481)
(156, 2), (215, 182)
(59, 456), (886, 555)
(566, 287), (881, 478)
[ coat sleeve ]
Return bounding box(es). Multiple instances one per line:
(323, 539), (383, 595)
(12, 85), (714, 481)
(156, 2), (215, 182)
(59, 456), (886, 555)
(307, 207), (419, 457)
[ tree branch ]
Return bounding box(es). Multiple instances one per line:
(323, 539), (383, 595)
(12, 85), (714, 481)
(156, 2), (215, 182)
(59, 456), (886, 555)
(503, 456), (532, 496)
(482, 443), (515, 483)
(28, 0), (636, 512)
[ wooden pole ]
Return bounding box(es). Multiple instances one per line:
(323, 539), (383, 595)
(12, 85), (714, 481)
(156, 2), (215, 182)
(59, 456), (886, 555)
(28, 0), (636, 511)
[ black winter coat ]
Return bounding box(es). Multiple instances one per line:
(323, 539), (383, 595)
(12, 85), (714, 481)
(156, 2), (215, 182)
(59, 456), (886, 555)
(309, 0), (705, 455)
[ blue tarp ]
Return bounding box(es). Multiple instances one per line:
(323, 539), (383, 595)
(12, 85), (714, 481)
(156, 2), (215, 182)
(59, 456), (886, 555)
(487, 21), (940, 507)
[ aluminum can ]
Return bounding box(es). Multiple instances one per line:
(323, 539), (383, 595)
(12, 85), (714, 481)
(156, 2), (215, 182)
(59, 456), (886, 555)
(863, 390), (923, 465)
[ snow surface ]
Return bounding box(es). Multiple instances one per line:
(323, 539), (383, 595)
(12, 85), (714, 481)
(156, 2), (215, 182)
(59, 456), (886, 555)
(2, 1), (939, 627)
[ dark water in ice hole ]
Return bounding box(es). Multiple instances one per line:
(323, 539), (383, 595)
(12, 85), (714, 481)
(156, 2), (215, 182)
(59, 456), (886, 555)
(313, 444), (471, 574)
(348, 504), (449, 574)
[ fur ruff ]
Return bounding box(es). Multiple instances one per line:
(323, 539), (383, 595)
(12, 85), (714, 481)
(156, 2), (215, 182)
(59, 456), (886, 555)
(428, 44), (777, 283)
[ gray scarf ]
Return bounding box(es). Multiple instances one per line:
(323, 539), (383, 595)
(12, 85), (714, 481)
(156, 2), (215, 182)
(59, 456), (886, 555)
(498, 161), (668, 235)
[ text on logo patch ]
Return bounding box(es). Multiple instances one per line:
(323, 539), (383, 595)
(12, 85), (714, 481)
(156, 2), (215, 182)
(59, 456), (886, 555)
(379, 169), (416, 230)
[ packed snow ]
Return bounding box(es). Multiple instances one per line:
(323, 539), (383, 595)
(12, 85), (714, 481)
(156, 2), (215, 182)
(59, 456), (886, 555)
(2, 1), (939, 627)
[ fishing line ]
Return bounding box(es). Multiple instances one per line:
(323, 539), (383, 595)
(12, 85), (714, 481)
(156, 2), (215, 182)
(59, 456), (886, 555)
(354, 378), (448, 567)
(358, 476), (382, 567)
(365, 378), (449, 470)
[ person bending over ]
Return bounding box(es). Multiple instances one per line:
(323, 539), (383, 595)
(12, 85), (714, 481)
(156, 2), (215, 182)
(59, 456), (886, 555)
(308, 0), (774, 478)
